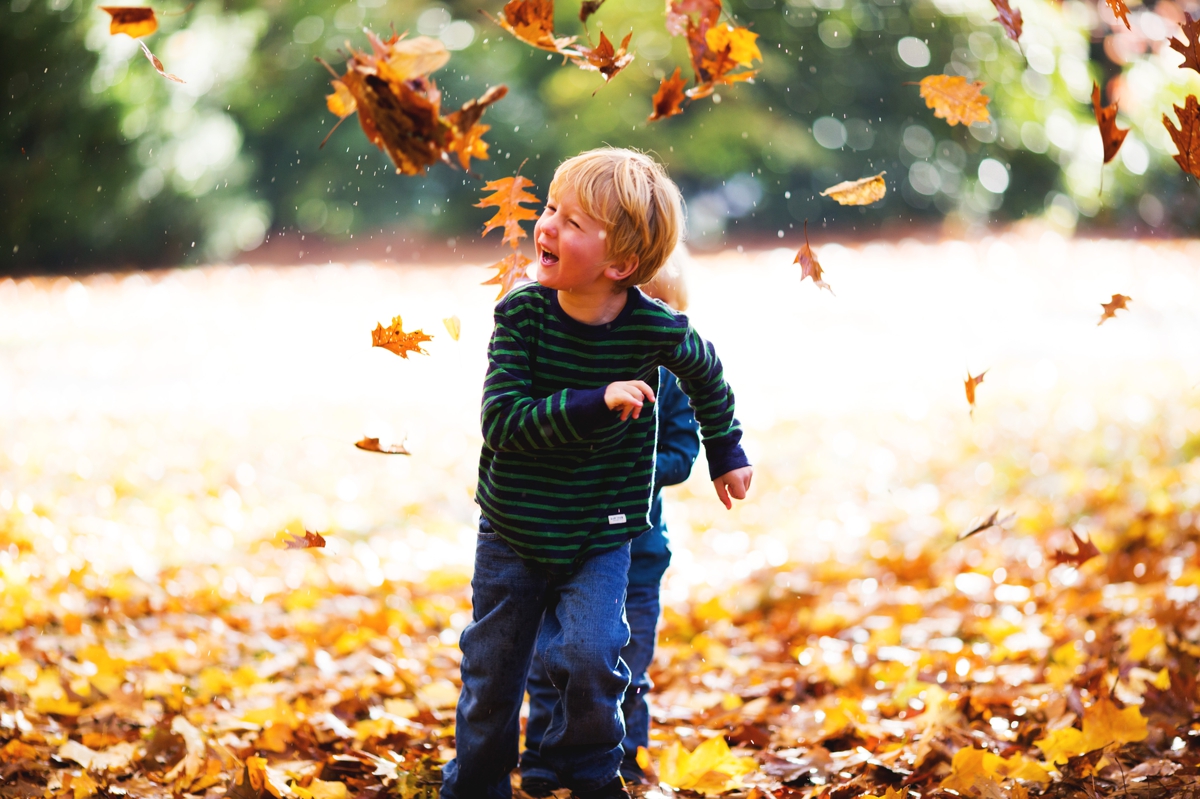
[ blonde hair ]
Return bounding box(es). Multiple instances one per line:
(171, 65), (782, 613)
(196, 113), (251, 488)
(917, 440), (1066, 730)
(548, 147), (683, 289)
(639, 243), (691, 311)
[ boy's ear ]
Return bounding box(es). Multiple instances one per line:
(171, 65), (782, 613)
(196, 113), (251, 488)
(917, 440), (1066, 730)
(605, 254), (639, 284)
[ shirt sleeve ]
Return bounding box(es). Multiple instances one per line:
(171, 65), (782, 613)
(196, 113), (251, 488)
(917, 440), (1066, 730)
(660, 324), (751, 479)
(653, 369), (701, 493)
(480, 304), (615, 452)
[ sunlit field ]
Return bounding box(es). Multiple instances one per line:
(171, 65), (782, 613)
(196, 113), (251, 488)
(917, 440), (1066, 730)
(3, 233), (1200, 798)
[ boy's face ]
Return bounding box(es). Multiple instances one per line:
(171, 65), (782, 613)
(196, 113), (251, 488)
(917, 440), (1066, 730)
(534, 185), (613, 293)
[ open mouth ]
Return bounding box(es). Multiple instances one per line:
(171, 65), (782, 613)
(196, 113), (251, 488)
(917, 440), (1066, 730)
(539, 248), (560, 266)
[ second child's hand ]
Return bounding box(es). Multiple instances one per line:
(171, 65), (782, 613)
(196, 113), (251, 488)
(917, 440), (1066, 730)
(605, 380), (656, 421)
(713, 466), (753, 510)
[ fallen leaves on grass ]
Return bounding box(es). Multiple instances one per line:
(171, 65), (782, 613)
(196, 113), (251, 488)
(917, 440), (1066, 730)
(1169, 13), (1200, 74)
(794, 221), (831, 293)
(820, 172), (887, 206)
(98, 6), (158, 38)
(1163, 94), (1200, 179)
(1098, 293), (1131, 325)
(919, 74), (991, 126)
(354, 437), (411, 455)
(371, 316), (433, 358)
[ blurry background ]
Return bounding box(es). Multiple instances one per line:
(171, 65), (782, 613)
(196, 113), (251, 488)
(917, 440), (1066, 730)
(4, 0), (1200, 271)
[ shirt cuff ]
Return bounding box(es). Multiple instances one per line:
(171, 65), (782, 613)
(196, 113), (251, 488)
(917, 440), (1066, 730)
(703, 432), (750, 480)
(564, 386), (614, 436)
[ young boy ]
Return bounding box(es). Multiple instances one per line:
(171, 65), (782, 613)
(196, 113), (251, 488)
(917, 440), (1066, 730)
(519, 252), (702, 795)
(441, 148), (752, 799)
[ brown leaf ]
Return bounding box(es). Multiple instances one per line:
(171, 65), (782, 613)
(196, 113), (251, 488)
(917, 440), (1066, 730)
(964, 369), (987, 410)
(685, 22), (760, 100)
(282, 530), (326, 549)
(476, 175), (540, 248)
(794, 221), (832, 293)
(918, 75), (990, 127)
(1053, 530), (1100, 567)
(355, 437), (411, 455)
(444, 85), (508, 171)
(371, 316), (433, 358)
(1098, 293), (1131, 325)
(1169, 13), (1200, 74)
(820, 172), (887, 206)
(579, 0), (606, 24)
(666, 0), (721, 38)
(957, 510), (1014, 541)
(989, 0), (1022, 41)
(1163, 94), (1200, 179)
(574, 31), (634, 84)
(482, 251), (533, 300)
(1092, 82), (1128, 165)
(489, 0), (578, 54)
(138, 40), (184, 83)
(98, 6), (157, 38)
(649, 66), (688, 122)
(1104, 0), (1131, 29)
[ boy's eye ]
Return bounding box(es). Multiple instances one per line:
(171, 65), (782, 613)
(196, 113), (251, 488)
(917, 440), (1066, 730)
(569, 219), (582, 229)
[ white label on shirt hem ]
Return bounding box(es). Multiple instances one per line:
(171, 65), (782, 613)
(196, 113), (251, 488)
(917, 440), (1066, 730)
(608, 513), (626, 524)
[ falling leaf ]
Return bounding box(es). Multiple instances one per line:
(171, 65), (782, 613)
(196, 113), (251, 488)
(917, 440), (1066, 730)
(919, 75), (990, 127)
(579, 0), (606, 24)
(98, 6), (157, 38)
(1098, 293), (1131, 325)
(989, 0), (1022, 41)
(444, 85), (508, 171)
(355, 437), (411, 455)
(649, 66), (688, 122)
(1053, 530), (1100, 567)
(575, 31), (635, 83)
(958, 509), (1014, 541)
(794, 221), (832, 293)
(1163, 94), (1200, 179)
(1104, 0), (1131, 29)
(282, 529), (326, 549)
(820, 172), (887, 206)
(663, 0), (758, 103)
(704, 23), (762, 68)
(442, 316), (461, 341)
(371, 316), (433, 358)
(482, 251), (533, 300)
(476, 175), (540, 248)
(965, 369), (987, 411)
(487, 0), (578, 54)
(666, 0), (721, 37)
(1092, 83), (1128, 165)
(138, 40), (184, 83)
(1169, 13), (1200, 74)
(377, 35), (450, 84)
(325, 80), (356, 118)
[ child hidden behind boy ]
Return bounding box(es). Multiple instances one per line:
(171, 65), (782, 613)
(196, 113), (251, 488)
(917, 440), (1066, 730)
(441, 149), (752, 799)
(519, 249), (701, 795)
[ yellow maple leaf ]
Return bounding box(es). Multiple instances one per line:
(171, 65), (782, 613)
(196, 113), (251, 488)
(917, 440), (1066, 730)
(1035, 727), (1087, 765)
(704, 24), (762, 68)
(658, 734), (756, 793)
(293, 779), (348, 799)
(1081, 697), (1148, 750)
(1128, 625), (1164, 662)
(70, 771), (101, 799)
(940, 746), (1005, 793)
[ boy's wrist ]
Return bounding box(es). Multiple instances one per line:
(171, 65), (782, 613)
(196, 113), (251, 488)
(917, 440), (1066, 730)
(703, 435), (750, 480)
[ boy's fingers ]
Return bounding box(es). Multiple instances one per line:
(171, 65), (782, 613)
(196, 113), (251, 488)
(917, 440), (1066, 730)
(714, 479), (731, 510)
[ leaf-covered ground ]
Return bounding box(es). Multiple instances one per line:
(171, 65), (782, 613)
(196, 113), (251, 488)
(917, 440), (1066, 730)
(3, 234), (1200, 799)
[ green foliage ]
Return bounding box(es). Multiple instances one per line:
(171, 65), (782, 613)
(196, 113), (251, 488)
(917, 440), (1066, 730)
(4, 0), (1199, 272)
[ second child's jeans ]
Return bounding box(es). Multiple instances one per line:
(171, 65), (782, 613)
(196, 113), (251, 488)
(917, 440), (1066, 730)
(522, 581), (661, 783)
(440, 523), (632, 799)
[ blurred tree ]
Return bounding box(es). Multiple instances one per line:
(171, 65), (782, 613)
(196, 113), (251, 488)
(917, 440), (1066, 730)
(3, 0), (1198, 273)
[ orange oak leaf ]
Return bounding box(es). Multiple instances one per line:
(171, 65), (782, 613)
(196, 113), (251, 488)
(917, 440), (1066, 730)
(1098, 293), (1131, 325)
(686, 22), (760, 100)
(476, 175), (540, 248)
(1104, 0), (1131, 29)
(488, 0), (578, 54)
(990, 0), (1022, 41)
(320, 32), (504, 175)
(1163, 94), (1200, 179)
(1093, 83), (1128, 165)
(919, 75), (990, 127)
(794, 221), (832, 293)
(649, 67), (688, 122)
(282, 530), (326, 549)
(1169, 13), (1200, 74)
(579, 0), (607, 24)
(98, 6), (157, 38)
(371, 316), (433, 358)
(965, 369), (987, 411)
(482, 251), (533, 300)
(355, 437), (411, 455)
(1053, 530), (1100, 567)
(575, 31), (635, 84)
(820, 172), (886, 206)
(139, 41), (184, 83)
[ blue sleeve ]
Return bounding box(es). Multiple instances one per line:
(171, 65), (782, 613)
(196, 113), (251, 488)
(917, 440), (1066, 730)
(653, 369), (701, 493)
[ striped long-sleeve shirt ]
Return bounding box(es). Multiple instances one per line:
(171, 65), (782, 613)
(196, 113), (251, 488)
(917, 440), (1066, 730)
(477, 283), (749, 571)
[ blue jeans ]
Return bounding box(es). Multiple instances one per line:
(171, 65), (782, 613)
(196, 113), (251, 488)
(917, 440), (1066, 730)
(522, 581), (660, 783)
(440, 525), (632, 799)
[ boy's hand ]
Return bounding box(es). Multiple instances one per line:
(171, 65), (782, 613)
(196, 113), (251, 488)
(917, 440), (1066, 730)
(604, 380), (656, 421)
(713, 466), (753, 510)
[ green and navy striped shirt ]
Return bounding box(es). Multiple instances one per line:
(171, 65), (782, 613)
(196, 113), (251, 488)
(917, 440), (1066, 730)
(477, 283), (749, 571)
